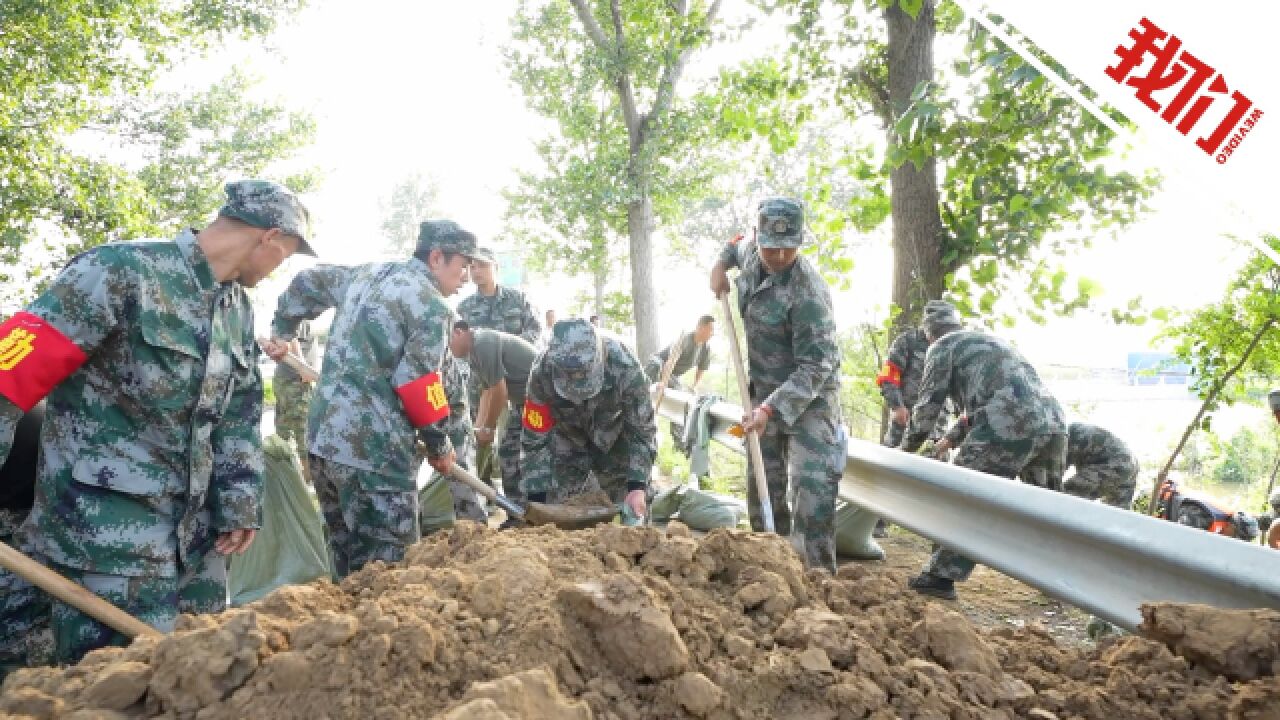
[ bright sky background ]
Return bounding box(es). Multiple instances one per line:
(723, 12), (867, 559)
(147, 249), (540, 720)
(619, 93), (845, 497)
(175, 1), (1279, 482)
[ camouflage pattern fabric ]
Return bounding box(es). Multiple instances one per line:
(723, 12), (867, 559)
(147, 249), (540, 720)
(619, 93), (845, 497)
(521, 322), (656, 503)
(51, 552), (226, 664)
(644, 334), (711, 387)
(271, 258), (455, 475)
(0, 509), (51, 680)
(924, 433), (1067, 581)
(219, 179), (316, 256)
(458, 286), (542, 345)
(273, 376), (314, 478)
(902, 330), (1066, 454)
(435, 355), (485, 525)
(878, 328), (951, 448)
(1064, 422), (1139, 508)
(497, 413), (523, 502)
(467, 329), (536, 500)
(718, 227), (843, 572)
(310, 454), (418, 579)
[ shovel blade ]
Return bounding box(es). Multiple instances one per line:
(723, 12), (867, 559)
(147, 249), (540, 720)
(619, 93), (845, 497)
(523, 502), (618, 530)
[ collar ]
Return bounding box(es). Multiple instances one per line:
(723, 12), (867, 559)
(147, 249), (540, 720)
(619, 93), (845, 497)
(408, 256), (445, 294)
(176, 228), (221, 300)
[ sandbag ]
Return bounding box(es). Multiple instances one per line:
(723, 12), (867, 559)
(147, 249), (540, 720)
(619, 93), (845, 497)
(228, 435), (332, 605)
(835, 500), (885, 561)
(418, 472), (457, 536)
(649, 486), (743, 531)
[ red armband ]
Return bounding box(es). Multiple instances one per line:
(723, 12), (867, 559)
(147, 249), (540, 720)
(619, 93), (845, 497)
(0, 311), (88, 411)
(522, 398), (555, 433)
(730, 233), (744, 245)
(875, 361), (903, 388)
(395, 371), (450, 427)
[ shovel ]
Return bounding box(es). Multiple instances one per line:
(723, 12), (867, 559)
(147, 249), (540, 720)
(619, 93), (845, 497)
(0, 540), (160, 639)
(719, 293), (776, 533)
(446, 464), (618, 530)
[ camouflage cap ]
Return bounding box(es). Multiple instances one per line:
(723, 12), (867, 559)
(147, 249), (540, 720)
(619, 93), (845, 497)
(472, 246), (497, 265)
(756, 196), (805, 249)
(546, 318), (605, 402)
(921, 300), (962, 337)
(219, 180), (316, 256)
(415, 220), (479, 259)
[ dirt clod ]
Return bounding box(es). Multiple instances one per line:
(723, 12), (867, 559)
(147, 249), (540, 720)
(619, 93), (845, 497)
(3, 524), (1278, 719)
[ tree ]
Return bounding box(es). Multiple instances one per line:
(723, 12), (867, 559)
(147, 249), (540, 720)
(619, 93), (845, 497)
(765, 0), (1156, 332)
(1, 0), (312, 289)
(507, 0), (730, 359)
(379, 174), (440, 256)
(1151, 244), (1280, 512)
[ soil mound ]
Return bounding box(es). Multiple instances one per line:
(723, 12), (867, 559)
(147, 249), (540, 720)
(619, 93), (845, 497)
(2, 522), (1278, 719)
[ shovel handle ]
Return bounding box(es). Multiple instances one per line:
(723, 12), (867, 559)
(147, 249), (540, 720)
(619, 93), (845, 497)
(257, 337), (320, 383)
(719, 293), (776, 533)
(0, 540), (161, 639)
(447, 463), (525, 520)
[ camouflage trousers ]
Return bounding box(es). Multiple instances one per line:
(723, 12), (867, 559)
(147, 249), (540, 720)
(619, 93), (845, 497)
(51, 552), (226, 665)
(0, 509), (51, 679)
(435, 413), (487, 526)
(274, 376), (314, 481)
(476, 407), (510, 484)
(925, 433), (1067, 582)
(311, 455), (419, 579)
(1064, 462), (1138, 509)
(746, 406), (844, 573)
(496, 405), (524, 503)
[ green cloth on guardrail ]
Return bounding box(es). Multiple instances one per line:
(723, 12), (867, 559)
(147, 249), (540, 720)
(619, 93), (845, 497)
(228, 435), (332, 606)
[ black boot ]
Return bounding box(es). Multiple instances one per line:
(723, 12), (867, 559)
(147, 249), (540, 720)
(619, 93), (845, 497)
(908, 572), (957, 600)
(873, 518), (889, 538)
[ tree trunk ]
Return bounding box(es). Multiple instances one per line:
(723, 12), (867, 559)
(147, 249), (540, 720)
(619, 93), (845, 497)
(885, 0), (944, 333)
(1150, 316), (1277, 515)
(628, 185), (659, 360)
(593, 264), (606, 318)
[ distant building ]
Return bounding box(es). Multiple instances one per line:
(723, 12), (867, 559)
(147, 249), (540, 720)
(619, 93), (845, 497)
(1127, 352), (1191, 386)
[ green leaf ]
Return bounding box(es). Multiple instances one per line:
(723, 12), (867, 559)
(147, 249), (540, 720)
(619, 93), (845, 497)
(898, 0), (924, 19)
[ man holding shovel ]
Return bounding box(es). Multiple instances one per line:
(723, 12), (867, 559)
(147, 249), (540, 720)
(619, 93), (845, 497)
(520, 319), (654, 518)
(709, 196), (844, 573)
(0, 180), (311, 663)
(264, 220), (476, 578)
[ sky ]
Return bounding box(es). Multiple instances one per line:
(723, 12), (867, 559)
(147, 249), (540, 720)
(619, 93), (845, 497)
(174, 1), (1280, 476)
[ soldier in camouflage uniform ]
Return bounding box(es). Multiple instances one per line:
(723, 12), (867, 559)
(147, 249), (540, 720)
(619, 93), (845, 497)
(273, 319), (318, 480)
(902, 301), (1068, 600)
(645, 316), (714, 391)
(709, 197), (844, 573)
(0, 180), (311, 664)
(1064, 422), (1138, 509)
(520, 319), (654, 516)
(266, 220), (477, 578)
(458, 247), (541, 484)
(450, 323), (537, 505)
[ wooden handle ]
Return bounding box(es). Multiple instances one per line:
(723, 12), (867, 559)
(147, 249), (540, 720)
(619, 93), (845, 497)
(0, 540), (161, 639)
(280, 353), (320, 383)
(447, 463), (525, 519)
(652, 331), (687, 411)
(719, 293), (776, 533)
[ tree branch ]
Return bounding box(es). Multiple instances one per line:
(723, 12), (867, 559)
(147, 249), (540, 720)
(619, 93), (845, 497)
(567, 0), (611, 51)
(606, 0), (643, 141)
(645, 0), (722, 139)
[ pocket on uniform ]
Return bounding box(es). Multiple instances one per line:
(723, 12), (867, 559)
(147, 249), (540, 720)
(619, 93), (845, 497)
(71, 453), (174, 499)
(136, 322), (204, 411)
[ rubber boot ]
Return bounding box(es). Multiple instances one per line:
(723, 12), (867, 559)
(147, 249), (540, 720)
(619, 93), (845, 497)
(835, 501), (885, 561)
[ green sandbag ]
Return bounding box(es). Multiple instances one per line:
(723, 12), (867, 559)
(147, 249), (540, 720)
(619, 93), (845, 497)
(677, 487), (743, 530)
(228, 435), (332, 606)
(835, 500), (884, 561)
(649, 487), (686, 523)
(418, 473), (456, 535)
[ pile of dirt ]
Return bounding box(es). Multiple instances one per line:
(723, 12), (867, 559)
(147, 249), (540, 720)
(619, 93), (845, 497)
(2, 522), (1279, 719)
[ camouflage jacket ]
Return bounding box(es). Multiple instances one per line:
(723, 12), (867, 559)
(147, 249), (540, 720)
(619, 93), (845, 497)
(439, 351), (472, 456)
(271, 258), (453, 486)
(458, 285), (541, 344)
(877, 328), (928, 409)
(1067, 422), (1137, 476)
(719, 236), (841, 426)
(0, 230), (263, 578)
(904, 330), (1065, 452)
(521, 337), (656, 494)
(645, 334), (711, 383)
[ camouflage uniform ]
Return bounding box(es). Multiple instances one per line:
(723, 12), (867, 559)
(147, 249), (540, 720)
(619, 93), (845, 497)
(273, 220), (474, 578)
(436, 354), (486, 525)
(465, 329), (537, 503)
(1064, 422), (1138, 509)
(877, 328), (951, 447)
(0, 182), (310, 661)
(644, 333), (711, 390)
(273, 319), (318, 478)
(521, 320), (656, 504)
(458, 272), (541, 480)
(0, 402), (51, 677)
(719, 197), (843, 573)
(904, 325), (1067, 583)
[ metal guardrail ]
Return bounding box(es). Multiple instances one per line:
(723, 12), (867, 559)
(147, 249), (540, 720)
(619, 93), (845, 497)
(656, 388), (1280, 631)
